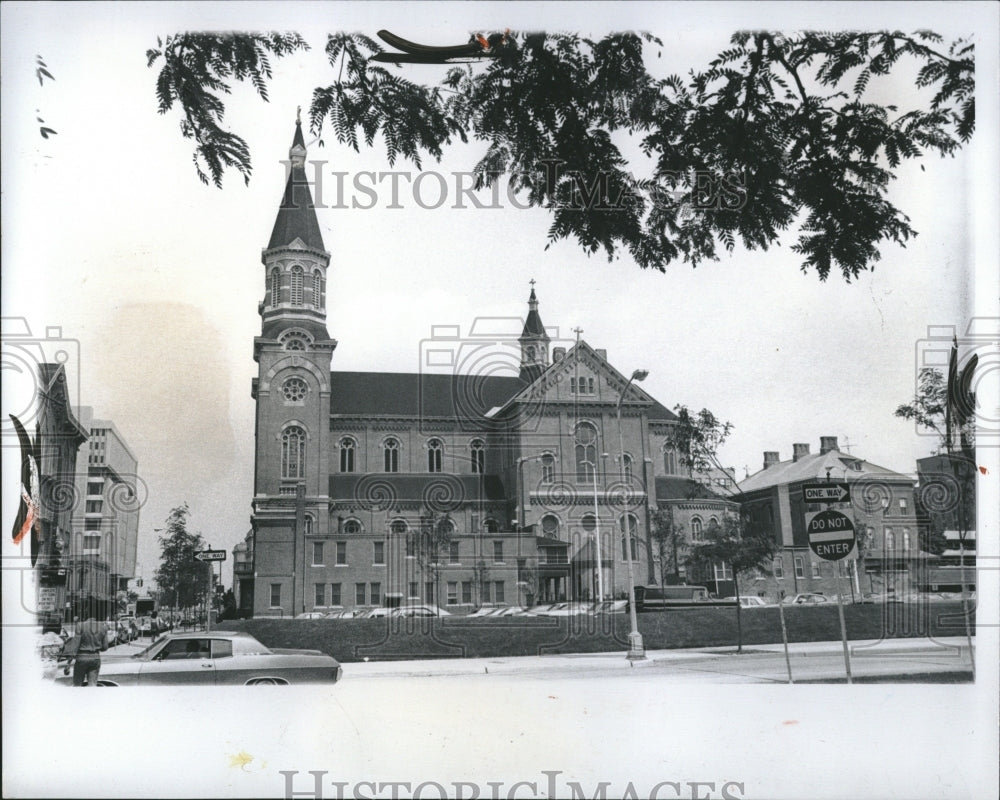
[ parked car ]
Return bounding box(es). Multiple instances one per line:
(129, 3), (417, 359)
(389, 604), (453, 618)
(53, 631), (343, 686)
(722, 596), (770, 608)
(466, 606), (503, 618)
(294, 611), (331, 620)
(329, 609), (366, 619)
(591, 600), (629, 614)
(785, 593), (829, 605)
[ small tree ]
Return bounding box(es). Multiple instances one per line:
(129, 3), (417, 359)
(649, 508), (687, 590)
(666, 406), (735, 490)
(687, 513), (777, 653)
(153, 504), (206, 612)
(414, 512), (455, 610)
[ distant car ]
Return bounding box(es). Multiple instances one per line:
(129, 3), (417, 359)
(329, 609), (366, 619)
(547, 602), (592, 616)
(466, 606), (503, 618)
(294, 611), (331, 620)
(53, 631), (342, 686)
(785, 593), (829, 605)
(591, 600), (629, 614)
(723, 596), (769, 608)
(389, 604), (453, 618)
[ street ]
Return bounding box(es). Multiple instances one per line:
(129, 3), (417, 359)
(104, 634), (973, 683)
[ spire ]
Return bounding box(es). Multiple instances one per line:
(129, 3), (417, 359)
(519, 280), (549, 380)
(267, 114), (324, 252)
(521, 279), (546, 339)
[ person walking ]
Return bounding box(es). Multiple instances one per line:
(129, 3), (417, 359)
(70, 616), (108, 687)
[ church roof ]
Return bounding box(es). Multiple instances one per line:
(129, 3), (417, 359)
(329, 371), (527, 419)
(655, 476), (735, 503)
(267, 122), (325, 251)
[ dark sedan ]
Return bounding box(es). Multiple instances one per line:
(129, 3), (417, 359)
(54, 631), (342, 686)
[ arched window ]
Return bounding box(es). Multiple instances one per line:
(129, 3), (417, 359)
(303, 515), (314, 535)
(691, 516), (703, 541)
(390, 519), (408, 535)
(570, 377), (577, 392)
(708, 516), (719, 529)
(663, 444), (677, 475)
(427, 439), (443, 473)
(282, 377), (307, 403)
(282, 332), (309, 351)
(339, 438), (356, 473)
(620, 515), (639, 560)
(884, 529), (894, 550)
(903, 529), (911, 551)
(270, 269), (281, 306)
(541, 515), (560, 539)
(281, 426), (306, 479)
(541, 453), (555, 483)
(470, 439), (485, 474)
(575, 422), (597, 483)
(483, 518), (500, 534)
(622, 453), (633, 483)
(290, 266), (304, 305)
(343, 519), (361, 535)
(312, 270), (323, 307)
(383, 438), (399, 473)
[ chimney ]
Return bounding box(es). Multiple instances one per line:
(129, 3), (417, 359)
(553, 347), (566, 362)
(595, 348), (607, 360)
(792, 443), (810, 462)
(819, 436), (839, 455)
(763, 452), (780, 470)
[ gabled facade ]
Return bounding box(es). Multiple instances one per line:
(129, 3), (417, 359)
(738, 437), (924, 600)
(248, 120), (704, 617)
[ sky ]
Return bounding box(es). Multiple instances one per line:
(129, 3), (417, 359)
(2, 1), (993, 592)
(2, 2), (998, 797)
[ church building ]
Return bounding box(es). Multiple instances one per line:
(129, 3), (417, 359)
(246, 119), (721, 617)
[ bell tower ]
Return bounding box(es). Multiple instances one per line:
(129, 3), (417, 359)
(518, 280), (550, 382)
(250, 112), (336, 617)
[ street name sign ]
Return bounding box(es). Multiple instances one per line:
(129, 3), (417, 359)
(195, 550), (227, 562)
(802, 482), (850, 503)
(807, 510), (856, 561)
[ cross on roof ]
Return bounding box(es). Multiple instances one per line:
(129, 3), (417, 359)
(529, 278), (536, 289)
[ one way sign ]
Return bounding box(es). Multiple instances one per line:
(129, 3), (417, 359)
(802, 483), (850, 503)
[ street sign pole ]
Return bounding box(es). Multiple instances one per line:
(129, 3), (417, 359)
(835, 560), (852, 683)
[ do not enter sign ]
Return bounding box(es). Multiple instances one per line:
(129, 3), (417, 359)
(807, 509), (856, 561)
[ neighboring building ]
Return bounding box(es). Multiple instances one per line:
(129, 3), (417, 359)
(247, 119), (705, 617)
(35, 363), (89, 619)
(913, 453), (977, 593)
(652, 477), (740, 595)
(738, 437), (925, 601)
(66, 408), (141, 620)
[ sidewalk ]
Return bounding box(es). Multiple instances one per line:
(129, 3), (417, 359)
(341, 636), (974, 679)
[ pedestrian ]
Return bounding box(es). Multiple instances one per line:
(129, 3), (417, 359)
(68, 616), (109, 687)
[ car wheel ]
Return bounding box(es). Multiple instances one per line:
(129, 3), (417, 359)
(247, 677), (284, 685)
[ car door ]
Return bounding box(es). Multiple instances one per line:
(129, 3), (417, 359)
(139, 637), (216, 685)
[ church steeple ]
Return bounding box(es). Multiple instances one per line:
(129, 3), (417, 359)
(257, 112), (334, 355)
(518, 280), (550, 381)
(267, 111), (325, 252)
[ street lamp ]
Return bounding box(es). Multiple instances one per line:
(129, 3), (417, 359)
(580, 455), (608, 604)
(617, 368), (649, 660)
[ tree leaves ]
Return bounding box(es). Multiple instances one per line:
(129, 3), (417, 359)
(147, 28), (974, 280)
(147, 33), (309, 186)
